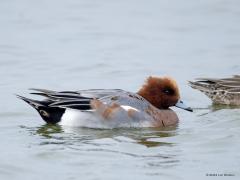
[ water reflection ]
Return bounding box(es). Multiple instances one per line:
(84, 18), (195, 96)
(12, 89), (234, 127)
(210, 104), (240, 111)
(36, 124), (63, 138)
(34, 124), (178, 148)
(194, 104), (240, 116)
(21, 124), (181, 169)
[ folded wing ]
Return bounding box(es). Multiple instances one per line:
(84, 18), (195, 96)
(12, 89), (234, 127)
(28, 88), (124, 110)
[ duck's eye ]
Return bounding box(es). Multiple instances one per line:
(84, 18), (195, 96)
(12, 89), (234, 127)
(163, 88), (174, 95)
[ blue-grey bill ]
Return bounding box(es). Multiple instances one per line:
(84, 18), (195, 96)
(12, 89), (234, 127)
(175, 100), (193, 112)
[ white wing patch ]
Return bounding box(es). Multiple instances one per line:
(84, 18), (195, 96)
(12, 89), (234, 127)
(120, 105), (139, 112)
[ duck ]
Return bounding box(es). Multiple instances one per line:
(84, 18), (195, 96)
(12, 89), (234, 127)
(189, 75), (240, 105)
(17, 76), (192, 128)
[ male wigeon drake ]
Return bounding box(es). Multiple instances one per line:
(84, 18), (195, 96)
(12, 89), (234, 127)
(189, 75), (240, 105)
(17, 76), (192, 128)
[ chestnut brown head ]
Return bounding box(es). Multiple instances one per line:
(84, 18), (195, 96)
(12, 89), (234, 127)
(138, 76), (192, 111)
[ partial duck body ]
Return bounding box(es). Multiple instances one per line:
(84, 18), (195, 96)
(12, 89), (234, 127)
(189, 75), (240, 105)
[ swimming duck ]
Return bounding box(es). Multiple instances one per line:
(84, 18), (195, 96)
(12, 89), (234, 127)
(17, 76), (192, 128)
(189, 75), (240, 105)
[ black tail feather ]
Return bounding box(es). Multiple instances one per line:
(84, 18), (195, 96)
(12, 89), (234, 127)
(16, 95), (45, 107)
(16, 95), (65, 124)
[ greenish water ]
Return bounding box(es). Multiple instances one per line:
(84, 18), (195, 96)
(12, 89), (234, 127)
(0, 0), (240, 179)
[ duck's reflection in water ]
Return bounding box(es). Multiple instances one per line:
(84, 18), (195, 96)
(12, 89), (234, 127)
(34, 124), (178, 148)
(22, 123), (181, 168)
(194, 104), (240, 117)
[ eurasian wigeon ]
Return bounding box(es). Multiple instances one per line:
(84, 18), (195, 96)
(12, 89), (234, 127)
(17, 76), (192, 128)
(189, 75), (240, 105)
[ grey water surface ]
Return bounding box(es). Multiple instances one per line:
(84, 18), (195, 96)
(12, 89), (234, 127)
(0, 0), (240, 180)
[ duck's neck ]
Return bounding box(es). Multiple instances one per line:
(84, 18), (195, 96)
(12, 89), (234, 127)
(137, 88), (160, 108)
